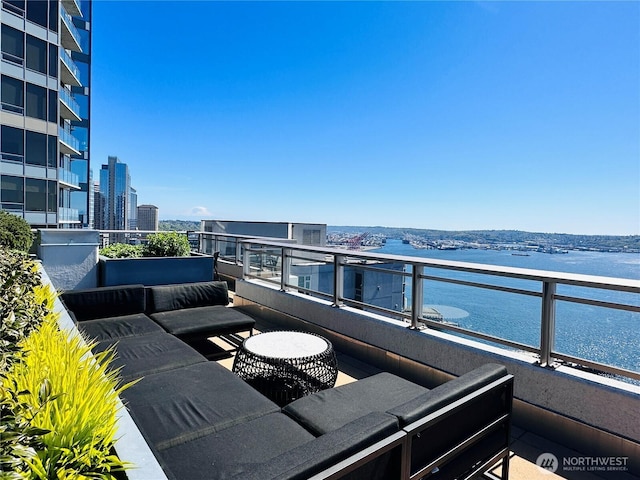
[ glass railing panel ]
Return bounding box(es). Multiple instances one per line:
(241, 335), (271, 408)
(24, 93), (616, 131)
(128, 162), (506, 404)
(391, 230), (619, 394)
(58, 127), (79, 152)
(60, 49), (81, 82)
(58, 207), (79, 222)
(58, 87), (80, 117)
(58, 167), (79, 187)
(60, 3), (82, 49)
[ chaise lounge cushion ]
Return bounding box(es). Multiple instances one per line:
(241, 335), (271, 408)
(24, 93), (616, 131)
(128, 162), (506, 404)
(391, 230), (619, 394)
(146, 281), (230, 313)
(78, 314), (164, 342)
(61, 284), (146, 321)
(121, 361), (280, 450)
(91, 332), (207, 382)
(149, 305), (255, 339)
(387, 363), (509, 425)
(160, 412), (399, 480)
(282, 372), (427, 435)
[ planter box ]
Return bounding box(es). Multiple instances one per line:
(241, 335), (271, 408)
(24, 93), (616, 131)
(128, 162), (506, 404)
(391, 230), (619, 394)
(99, 254), (214, 287)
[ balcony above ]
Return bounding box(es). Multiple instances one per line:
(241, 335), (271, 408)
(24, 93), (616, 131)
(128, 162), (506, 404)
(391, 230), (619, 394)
(60, 50), (82, 87)
(59, 88), (82, 121)
(58, 127), (81, 156)
(61, 0), (81, 17)
(58, 167), (80, 189)
(60, 4), (82, 52)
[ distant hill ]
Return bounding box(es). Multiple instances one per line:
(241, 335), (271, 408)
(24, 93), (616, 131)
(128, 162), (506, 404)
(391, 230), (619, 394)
(159, 220), (200, 231)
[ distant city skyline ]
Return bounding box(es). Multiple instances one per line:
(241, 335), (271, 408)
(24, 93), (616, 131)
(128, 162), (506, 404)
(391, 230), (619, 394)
(91, 1), (639, 236)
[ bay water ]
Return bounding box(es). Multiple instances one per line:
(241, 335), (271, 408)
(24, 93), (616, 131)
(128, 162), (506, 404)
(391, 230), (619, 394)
(374, 239), (640, 374)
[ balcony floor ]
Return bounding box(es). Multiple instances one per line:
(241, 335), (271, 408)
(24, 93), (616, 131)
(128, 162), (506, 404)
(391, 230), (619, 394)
(209, 312), (638, 480)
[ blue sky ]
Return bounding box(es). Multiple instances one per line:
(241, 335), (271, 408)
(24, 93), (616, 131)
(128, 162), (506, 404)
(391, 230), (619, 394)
(90, 1), (639, 235)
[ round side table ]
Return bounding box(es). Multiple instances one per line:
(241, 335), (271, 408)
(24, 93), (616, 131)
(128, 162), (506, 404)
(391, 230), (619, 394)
(232, 331), (338, 406)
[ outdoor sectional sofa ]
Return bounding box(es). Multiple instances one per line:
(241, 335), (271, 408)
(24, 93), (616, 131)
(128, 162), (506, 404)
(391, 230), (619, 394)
(60, 282), (514, 480)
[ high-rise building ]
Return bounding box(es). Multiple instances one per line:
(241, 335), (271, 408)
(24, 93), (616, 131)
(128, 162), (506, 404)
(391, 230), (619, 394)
(0, 0), (92, 228)
(137, 204), (158, 231)
(96, 156), (131, 231)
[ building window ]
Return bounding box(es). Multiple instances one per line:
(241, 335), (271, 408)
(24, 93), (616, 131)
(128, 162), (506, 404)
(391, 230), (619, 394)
(25, 130), (46, 166)
(47, 180), (57, 212)
(25, 34), (46, 74)
(1, 175), (24, 205)
(1, 75), (24, 114)
(48, 0), (58, 33)
(48, 43), (58, 77)
(1, 24), (24, 65)
(47, 88), (57, 122)
(25, 83), (46, 120)
(0, 126), (24, 162)
(26, 0), (49, 29)
(25, 177), (46, 211)
(47, 134), (57, 168)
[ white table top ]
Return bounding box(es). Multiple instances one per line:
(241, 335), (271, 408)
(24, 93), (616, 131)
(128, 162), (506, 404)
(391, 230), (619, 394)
(243, 331), (330, 359)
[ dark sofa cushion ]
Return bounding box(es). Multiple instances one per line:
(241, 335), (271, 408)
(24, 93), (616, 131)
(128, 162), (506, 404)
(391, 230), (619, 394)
(387, 363), (509, 426)
(121, 362), (280, 450)
(159, 413), (315, 480)
(149, 305), (255, 339)
(78, 314), (163, 342)
(235, 412), (401, 480)
(146, 281), (229, 313)
(282, 372), (427, 435)
(61, 284), (146, 321)
(92, 332), (207, 382)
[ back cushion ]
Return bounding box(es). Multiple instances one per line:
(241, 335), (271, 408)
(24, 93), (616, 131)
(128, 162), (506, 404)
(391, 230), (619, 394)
(60, 284), (146, 321)
(146, 281), (229, 313)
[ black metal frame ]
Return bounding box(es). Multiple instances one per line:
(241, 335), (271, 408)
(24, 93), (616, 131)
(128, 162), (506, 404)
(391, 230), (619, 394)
(308, 373), (515, 480)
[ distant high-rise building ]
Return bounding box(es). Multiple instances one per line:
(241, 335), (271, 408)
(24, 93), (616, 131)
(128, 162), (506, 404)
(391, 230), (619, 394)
(0, 0), (92, 228)
(129, 186), (137, 230)
(137, 204), (158, 231)
(96, 156), (132, 231)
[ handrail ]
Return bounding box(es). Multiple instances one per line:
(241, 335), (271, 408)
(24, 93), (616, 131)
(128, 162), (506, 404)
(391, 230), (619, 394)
(93, 230), (639, 382)
(235, 238), (639, 382)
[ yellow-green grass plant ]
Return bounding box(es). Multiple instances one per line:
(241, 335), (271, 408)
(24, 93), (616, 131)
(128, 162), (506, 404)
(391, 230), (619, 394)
(4, 310), (133, 479)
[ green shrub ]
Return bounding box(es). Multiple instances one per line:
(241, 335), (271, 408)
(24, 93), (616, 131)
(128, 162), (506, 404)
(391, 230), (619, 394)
(3, 316), (131, 479)
(0, 249), (50, 372)
(100, 243), (144, 259)
(143, 232), (190, 257)
(0, 211), (33, 252)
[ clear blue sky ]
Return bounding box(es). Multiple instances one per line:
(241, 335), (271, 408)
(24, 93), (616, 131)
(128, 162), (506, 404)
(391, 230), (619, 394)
(91, 1), (640, 236)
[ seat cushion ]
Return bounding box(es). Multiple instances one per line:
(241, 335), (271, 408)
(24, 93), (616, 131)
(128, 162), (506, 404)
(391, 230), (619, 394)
(121, 362), (280, 450)
(146, 281), (229, 313)
(61, 284), (146, 321)
(92, 332), (207, 382)
(149, 305), (255, 339)
(282, 372), (428, 435)
(159, 413), (315, 480)
(78, 313), (164, 342)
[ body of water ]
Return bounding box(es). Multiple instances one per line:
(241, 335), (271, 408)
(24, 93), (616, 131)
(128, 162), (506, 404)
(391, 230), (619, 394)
(375, 240), (640, 374)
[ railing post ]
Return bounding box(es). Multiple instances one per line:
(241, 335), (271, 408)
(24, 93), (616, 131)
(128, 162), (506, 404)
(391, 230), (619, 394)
(410, 265), (424, 329)
(235, 238), (242, 265)
(333, 254), (344, 307)
(281, 248), (291, 291)
(242, 242), (250, 279)
(540, 280), (557, 367)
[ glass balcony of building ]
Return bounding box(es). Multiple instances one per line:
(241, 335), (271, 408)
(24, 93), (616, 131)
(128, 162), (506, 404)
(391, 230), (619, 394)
(58, 167), (80, 189)
(59, 87), (82, 121)
(57, 207), (79, 223)
(60, 3), (82, 52)
(60, 49), (82, 87)
(58, 127), (81, 156)
(61, 0), (81, 17)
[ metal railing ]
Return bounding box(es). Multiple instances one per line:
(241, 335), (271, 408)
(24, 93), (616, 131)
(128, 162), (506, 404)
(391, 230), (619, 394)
(95, 230), (640, 383)
(232, 238), (639, 382)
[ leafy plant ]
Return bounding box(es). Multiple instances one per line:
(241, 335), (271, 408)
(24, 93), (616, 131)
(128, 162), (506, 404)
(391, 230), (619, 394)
(0, 249), (50, 372)
(0, 211), (33, 253)
(143, 231), (190, 257)
(3, 317), (131, 479)
(100, 243), (143, 259)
